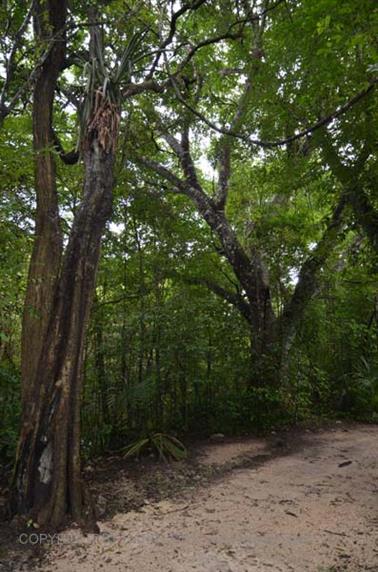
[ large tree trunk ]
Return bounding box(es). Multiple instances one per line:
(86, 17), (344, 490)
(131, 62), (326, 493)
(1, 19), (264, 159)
(183, 186), (277, 363)
(11, 94), (117, 527)
(21, 0), (66, 421)
(193, 203), (277, 385)
(93, 298), (110, 426)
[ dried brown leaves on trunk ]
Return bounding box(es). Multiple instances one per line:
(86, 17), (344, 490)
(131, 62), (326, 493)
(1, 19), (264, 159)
(86, 90), (120, 153)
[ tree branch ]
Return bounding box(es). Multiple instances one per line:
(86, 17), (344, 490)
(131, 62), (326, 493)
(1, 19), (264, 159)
(281, 192), (348, 337)
(123, 79), (165, 98)
(52, 131), (79, 165)
(146, 0), (208, 79)
(166, 80), (377, 150)
(319, 130), (378, 251)
(0, 0), (35, 113)
(214, 12), (266, 209)
(0, 33), (60, 124)
(135, 156), (189, 193)
(178, 274), (252, 323)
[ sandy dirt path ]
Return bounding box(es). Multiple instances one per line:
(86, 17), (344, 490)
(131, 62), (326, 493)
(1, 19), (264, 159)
(35, 425), (378, 571)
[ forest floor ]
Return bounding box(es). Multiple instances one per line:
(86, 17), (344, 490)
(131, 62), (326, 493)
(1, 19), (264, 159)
(0, 422), (377, 571)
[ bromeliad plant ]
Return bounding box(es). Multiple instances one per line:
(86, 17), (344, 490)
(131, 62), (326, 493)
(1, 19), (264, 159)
(81, 26), (146, 152)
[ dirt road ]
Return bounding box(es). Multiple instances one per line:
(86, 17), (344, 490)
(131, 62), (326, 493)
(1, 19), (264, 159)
(31, 425), (378, 571)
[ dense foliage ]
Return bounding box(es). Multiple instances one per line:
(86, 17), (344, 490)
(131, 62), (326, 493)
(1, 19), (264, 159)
(0, 0), (377, 465)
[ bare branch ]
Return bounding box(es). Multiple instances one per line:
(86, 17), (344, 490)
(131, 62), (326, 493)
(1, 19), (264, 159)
(163, 133), (184, 158)
(216, 143), (232, 210)
(212, 5), (267, 210)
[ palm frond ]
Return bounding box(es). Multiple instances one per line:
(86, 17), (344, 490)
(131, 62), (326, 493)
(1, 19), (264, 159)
(113, 28), (148, 84)
(121, 432), (187, 461)
(123, 437), (150, 458)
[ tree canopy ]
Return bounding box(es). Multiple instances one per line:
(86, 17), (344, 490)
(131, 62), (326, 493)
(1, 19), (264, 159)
(0, 0), (377, 529)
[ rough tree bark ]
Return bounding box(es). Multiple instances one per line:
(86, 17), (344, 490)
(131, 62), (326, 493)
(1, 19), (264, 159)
(11, 0), (119, 526)
(10, 0), (249, 529)
(21, 0), (65, 421)
(11, 96), (117, 527)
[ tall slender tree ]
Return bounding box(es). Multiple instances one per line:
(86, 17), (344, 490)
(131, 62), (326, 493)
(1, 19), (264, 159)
(10, 0), (235, 530)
